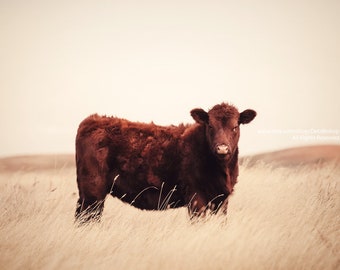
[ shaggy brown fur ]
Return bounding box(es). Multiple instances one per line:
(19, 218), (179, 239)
(75, 103), (256, 222)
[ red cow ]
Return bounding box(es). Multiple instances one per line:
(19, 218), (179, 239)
(75, 102), (256, 222)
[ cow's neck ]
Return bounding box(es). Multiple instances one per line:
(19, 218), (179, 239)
(212, 147), (239, 193)
(226, 148), (239, 193)
(214, 147), (238, 171)
(228, 147), (239, 173)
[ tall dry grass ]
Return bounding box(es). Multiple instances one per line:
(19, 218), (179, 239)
(0, 160), (339, 270)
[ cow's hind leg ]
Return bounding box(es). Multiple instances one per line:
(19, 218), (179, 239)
(75, 172), (110, 224)
(75, 131), (114, 224)
(75, 193), (105, 224)
(75, 199), (104, 223)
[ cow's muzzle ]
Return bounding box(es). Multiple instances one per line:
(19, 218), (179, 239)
(215, 144), (230, 155)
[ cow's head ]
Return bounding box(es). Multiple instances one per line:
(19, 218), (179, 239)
(191, 103), (256, 161)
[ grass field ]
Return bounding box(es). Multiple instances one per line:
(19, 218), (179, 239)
(0, 146), (339, 269)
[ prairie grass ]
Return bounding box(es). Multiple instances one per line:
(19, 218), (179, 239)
(0, 160), (339, 270)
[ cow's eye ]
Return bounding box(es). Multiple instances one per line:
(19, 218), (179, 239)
(232, 126), (239, 132)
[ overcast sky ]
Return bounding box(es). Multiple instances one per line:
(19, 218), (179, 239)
(1, 0), (339, 157)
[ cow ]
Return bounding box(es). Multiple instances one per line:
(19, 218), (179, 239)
(75, 102), (256, 223)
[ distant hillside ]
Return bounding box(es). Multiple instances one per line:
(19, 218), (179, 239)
(243, 144), (340, 167)
(0, 154), (75, 172)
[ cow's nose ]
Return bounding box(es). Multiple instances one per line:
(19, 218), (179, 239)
(216, 144), (229, 155)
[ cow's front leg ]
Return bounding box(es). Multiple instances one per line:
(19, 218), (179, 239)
(187, 193), (209, 218)
(218, 197), (229, 215)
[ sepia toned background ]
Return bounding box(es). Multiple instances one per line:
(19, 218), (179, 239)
(1, 0), (339, 157)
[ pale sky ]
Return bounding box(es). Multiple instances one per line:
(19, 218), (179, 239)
(1, 0), (339, 157)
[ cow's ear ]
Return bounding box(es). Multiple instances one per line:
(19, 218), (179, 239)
(191, 108), (209, 124)
(239, 109), (256, 124)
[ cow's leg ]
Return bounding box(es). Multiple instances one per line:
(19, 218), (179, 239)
(187, 192), (229, 218)
(187, 193), (208, 218)
(218, 197), (229, 215)
(75, 143), (110, 224)
(75, 137), (110, 223)
(75, 175), (108, 223)
(75, 197), (104, 223)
